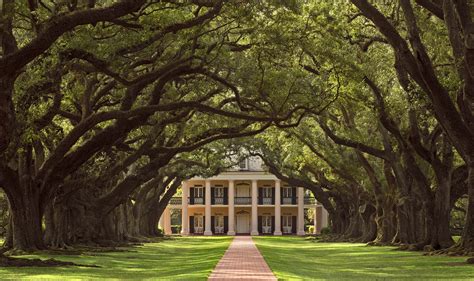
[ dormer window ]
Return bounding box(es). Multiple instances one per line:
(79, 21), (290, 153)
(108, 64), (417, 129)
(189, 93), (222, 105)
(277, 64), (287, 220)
(239, 159), (248, 170)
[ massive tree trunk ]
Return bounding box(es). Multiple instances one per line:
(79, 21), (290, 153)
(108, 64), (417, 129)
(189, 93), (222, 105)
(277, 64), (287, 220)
(7, 190), (44, 251)
(2, 151), (45, 251)
(460, 164), (474, 252)
(141, 179), (181, 237)
(383, 148), (417, 244)
(0, 0), (19, 155)
(431, 178), (455, 249)
(359, 203), (377, 243)
(0, 77), (16, 155)
(331, 196), (350, 235)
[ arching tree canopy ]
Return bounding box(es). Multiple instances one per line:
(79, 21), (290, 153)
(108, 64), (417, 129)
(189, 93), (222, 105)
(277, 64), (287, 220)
(0, 0), (472, 259)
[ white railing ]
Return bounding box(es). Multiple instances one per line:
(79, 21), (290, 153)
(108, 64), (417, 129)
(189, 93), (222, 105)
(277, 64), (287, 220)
(262, 226), (272, 234)
(282, 198), (293, 205)
(262, 197), (272, 205)
(194, 227), (204, 234)
(215, 226), (225, 234)
(214, 197), (224, 204)
(194, 198), (204, 204)
(235, 197), (251, 205)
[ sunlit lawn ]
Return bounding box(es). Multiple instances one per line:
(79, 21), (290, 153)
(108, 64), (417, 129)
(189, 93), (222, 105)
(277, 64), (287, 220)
(0, 236), (232, 280)
(254, 236), (474, 280)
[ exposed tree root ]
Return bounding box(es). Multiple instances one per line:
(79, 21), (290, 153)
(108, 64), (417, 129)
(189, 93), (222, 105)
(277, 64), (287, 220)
(423, 243), (474, 263)
(0, 254), (100, 268)
(366, 241), (394, 247)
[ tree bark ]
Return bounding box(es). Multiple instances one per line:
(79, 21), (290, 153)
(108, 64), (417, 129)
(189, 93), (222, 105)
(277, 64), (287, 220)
(460, 164), (474, 252)
(8, 191), (44, 251)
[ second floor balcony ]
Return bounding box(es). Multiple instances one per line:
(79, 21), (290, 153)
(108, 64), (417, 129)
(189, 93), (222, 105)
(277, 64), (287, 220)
(234, 197), (252, 205)
(261, 197), (273, 205)
(169, 195), (316, 206)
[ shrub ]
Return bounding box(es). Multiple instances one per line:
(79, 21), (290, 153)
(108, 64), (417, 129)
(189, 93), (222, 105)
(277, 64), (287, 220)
(0, 191), (8, 237)
(308, 225), (315, 234)
(320, 227), (331, 235)
(171, 225), (181, 234)
(156, 228), (163, 236)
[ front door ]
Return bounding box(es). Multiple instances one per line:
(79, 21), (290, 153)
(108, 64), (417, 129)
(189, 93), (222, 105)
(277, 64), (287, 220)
(236, 213), (250, 234)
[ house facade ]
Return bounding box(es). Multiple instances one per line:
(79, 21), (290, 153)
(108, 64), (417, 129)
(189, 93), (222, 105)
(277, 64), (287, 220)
(160, 157), (329, 236)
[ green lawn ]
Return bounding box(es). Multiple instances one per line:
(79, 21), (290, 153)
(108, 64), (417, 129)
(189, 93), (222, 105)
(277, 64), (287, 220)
(254, 236), (474, 280)
(0, 236), (232, 280)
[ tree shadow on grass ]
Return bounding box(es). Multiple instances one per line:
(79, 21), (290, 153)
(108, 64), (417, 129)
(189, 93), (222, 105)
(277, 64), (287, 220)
(254, 236), (473, 280)
(0, 236), (232, 280)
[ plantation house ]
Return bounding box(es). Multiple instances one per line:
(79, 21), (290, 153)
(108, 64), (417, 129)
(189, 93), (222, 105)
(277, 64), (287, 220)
(160, 157), (328, 235)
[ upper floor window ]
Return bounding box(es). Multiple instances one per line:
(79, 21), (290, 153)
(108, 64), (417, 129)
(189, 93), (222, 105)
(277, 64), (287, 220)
(262, 186), (272, 198)
(282, 187), (292, 198)
(214, 186), (224, 198)
(194, 186), (204, 198)
(239, 159), (248, 170)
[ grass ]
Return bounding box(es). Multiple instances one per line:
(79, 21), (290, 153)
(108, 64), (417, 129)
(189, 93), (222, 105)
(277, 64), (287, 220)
(254, 236), (474, 280)
(0, 236), (232, 280)
(2, 235), (473, 280)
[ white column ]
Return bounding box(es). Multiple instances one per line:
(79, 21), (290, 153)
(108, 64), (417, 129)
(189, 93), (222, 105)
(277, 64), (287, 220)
(164, 207), (172, 235)
(297, 187), (305, 236)
(251, 179), (259, 235)
(228, 180), (236, 235)
(321, 205), (329, 228)
(181, 181), (189, 235)
(159, 213), (165, 231)
(274, 180), (282, 235)
(204, 179), (212, 235)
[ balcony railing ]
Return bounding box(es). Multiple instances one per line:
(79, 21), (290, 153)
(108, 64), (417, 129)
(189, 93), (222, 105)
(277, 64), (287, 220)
(193, 197), (204, 205)
(262, 197), (273, 205)
(170, 197), (182, 205)
(171, 196), (315, 206)
(235, 197), (251, 205)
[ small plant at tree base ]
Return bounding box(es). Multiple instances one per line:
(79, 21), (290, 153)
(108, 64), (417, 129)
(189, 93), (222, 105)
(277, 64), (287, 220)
(320, 227), (331, 235)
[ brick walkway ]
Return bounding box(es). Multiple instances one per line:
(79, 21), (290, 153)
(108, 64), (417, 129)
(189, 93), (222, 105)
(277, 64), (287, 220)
(208, 236), (277, 281)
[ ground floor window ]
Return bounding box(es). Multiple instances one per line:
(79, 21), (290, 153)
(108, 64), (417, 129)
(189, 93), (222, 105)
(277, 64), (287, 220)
(282, 215), (292, 234)
(194, 215), (204, 234)
(262, 215), (272, 234)
(215, 215), (224, 234)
